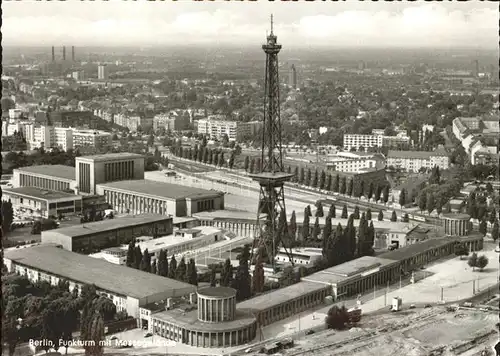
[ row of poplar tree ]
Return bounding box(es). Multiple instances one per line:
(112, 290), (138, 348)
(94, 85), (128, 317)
(171, 141), (237, 169)
(125, 243), (198, 286)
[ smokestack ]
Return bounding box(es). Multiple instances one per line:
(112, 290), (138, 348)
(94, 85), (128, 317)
(62, 46), (66, 61)
(72, 46), (75, 61)
(51, 46), (55, 62)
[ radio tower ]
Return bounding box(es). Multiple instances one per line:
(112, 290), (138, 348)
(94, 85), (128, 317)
(249, 15), (294, 270)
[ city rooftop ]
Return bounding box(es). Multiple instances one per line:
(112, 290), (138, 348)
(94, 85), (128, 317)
(3, 186), (80, 201)
(4, 245), (196, 299)
(15, 164), (76, 180)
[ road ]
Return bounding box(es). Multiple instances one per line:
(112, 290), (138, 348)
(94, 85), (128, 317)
(166, 155), (439, 224)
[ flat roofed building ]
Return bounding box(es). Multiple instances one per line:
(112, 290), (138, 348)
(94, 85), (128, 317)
(41, 213), (173, 253)
(72, 129), (112, 152)
(275, 247), (323, 266)
(96, 180), (225, 217)
(3, 245), (196, 319)
(386, 147), (449, 172)
(236, 281), (330, 327)
(193, 210), (265, 238)
(343, 134), (383, 151)
(302, 256), (400, 300)
(13, 165), (77, 192)
(3, 186), (82, 218)
(75, 153), (145, 195)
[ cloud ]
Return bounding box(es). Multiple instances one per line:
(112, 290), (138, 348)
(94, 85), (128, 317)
(2, 2), (497, 48)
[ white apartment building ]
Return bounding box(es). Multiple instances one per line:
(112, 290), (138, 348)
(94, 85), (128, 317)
(327, 153), (386, 173)
(386, 147), (449, 172)
(197, 119), (262, 142)
(2, 121), (29, 137)
(72, 70), (85, 81)
(97, 64), (108, 80)
(73, 129), (112, 150)
(275, 247), (323, 266)
(25, 125), (74, 151)
(9, 109), (23, 119)
(343, 134), (383, 151)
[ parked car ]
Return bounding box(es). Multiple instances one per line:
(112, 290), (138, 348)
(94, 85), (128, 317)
(424, 304), (432, 308)
(144, 332), (152, 338)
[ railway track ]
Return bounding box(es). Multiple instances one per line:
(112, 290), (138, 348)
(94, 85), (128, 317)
(287, 309), (444, 356)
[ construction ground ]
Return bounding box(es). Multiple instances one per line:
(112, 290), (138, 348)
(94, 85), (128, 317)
(281, 305), (499, 356)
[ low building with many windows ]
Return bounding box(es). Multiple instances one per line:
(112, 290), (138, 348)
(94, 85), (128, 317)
(96, 180), (225, 217)
(72, 129), (112, 152)
(386, 147), (449, 172)
(41, 213), (173, 253)
(3, 186), (82, 218)
(3, 244), (196, 320)
(13, 164), (77, 192)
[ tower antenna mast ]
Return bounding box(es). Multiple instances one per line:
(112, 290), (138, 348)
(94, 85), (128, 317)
(249, 14), (294, 271)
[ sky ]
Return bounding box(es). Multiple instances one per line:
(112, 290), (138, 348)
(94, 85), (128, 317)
(3, 0), (498, 49)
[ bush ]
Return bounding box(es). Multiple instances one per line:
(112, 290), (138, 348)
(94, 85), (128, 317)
(325, 305), (350, 330)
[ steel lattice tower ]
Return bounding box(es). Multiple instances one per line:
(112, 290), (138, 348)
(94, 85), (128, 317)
(249, 15), (294, 270)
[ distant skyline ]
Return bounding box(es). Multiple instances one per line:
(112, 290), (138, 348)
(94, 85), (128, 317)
(3, 1), (498, 49)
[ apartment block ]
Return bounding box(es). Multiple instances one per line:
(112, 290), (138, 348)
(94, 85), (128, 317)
(343, 134), (383, 151)
(197, 118), (262, 142)
(73, 130), (112, 151)
(386, 147), (449, 172)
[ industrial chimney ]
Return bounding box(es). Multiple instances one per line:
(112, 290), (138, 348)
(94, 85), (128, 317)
(51, 46), (55, 62)
(62, 46), (66, 61)
(72, 46), (75, 61)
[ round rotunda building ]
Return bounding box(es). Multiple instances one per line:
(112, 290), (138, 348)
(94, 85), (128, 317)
(443, 213), (471, 237)
(151, 286), (256, 348)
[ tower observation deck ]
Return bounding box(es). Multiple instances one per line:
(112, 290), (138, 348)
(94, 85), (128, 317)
(248, 15), (294, 269)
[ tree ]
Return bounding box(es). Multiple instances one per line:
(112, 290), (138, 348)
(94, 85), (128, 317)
(454, 243), (469, 260)
(289, 210), (297, 240)
(479, 219), (488, 236)
(402, 213), (410, 222)
(322, 216), (333, 253)
(366, 182), (374, 201)
(176, 257), (187, 282)
(244, 156), (250, 171)
(133, 246), (142, 270)
(312, 169), (318, 188)
(168, 255), (177, 279)
(328, 204), (336, 218)
(418, 193), (427, 213)
(319, 170), (326, 190)
(366, 209), (372, 221)
(302, 209), (310, 240)
(249, 157), (255, 173)
(311, 217), (321, 240)
(353, 206), (360, 219)
(468, 252), (478, 271)
(299, 167), (305, 184)
(187, 259), (198, 286)
(378, 210), (384, 221)
(476, 255), (489, 271)
(151, 260), (157, 274)
(339, 176), (347, 194)
(157, 249), (169, 277)
(391, 211), (397, 222)
(325, 305), (350, 330)
(125, 241), (135, 268)
(305, 205), (312, 217)
(140, 248), (151, 273)
(221, 258), (233, 287)
(492, 220), (499, 241)
(252, 252), (265, 294)
(426, 193), (435, 215)
(382, 186), (390, 204)
(325, 174), (332, 192)
(1, 199), (14, 234)
(429, 166), (441, 185)
(305, 168), (312, 187)
(374, 185), (382, 202)
(341, 204), (348, 219)
(332, 174), (340, 192)
(399, 188), (407, 207)
(346, 179), (353, 196)
(232, 245), (251, 301)
(293, 167), (299, 183)
(209, 267), (217, 287)
(315, 201), (324, 217)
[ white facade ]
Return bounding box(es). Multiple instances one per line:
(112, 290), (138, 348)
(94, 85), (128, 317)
(54, 127), (74, 151)
(275, 247), (323, 266)
(73, 130), (112, 150)
(196, 119), (261, 142)
(386, 149), (449, 172)
(327, 154), (385, 173)
(9, 109), (23, 119)
(343, 134), (383, 151)
(97, 64), (108, 80)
